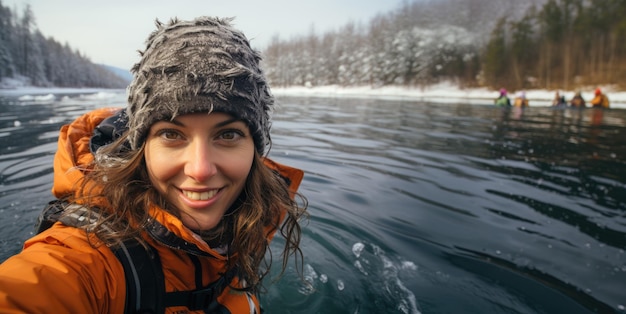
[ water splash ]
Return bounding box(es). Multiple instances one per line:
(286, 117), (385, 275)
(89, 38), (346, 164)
(354, 260), (368, 275)
(298, 263), (318, 295)
(295, 241), (421, 313)
(337, 279), (345, 291)
(353, 242), (421, 314)
(352, 242), (365, 258)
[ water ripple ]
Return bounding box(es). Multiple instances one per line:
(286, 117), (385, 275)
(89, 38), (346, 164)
(1, 94), (625, 313)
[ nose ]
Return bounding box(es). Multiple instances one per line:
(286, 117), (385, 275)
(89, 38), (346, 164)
(184, 138), (217, 182)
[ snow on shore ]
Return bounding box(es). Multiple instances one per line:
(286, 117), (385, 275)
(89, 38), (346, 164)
(2, 82), (625, 109)
(272, 82), (626, 109)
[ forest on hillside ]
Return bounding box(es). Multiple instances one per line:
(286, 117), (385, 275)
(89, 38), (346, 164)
(263, 0), (626, 91)
(0, 1), (127, 88)
(2, 0), (623, 91)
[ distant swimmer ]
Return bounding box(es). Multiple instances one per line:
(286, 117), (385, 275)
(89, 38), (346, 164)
(570, 91), (585, 108)
(513, 91), (529, 107)
(590, 88), (609, 108)
(495, 88), (511, 107)
(552, 91), (567, 108)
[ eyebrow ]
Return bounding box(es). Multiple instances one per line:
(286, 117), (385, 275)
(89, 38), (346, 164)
(215, 117), (244, 128)
(161, 116), (245, 128)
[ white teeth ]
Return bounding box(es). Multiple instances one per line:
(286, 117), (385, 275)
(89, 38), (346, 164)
(183, 190), (217, 200)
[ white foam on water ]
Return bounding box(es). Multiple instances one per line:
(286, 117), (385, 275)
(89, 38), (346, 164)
(17, 93), (55, 102)
(352, 242), (365, 258)
(354, 242), (422, 314)
(354, 260), (368, 275)
(337, 279), (345, 291)
(401, 261), (418, 271)
(298, 263), (318, 295)
(319, 274), (328, 283)
(78, 91), (117, 100)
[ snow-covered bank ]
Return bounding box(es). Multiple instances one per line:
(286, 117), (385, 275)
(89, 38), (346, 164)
(272, 83), (626, 109)
(0, 87), (124, 97)
(2, 83), (626, 109)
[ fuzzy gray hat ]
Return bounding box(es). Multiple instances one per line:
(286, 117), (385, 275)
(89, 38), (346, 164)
(126, 16), (273, 154)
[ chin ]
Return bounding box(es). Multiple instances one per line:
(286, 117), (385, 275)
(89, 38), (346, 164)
(180, 215), (222, 232)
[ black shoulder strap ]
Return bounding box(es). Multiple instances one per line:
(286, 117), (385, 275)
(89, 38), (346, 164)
(35, 200), (67, 234)
(118, 246), (238, 314)
(163, 262), (237, 313)
(114, 240), (165, 314)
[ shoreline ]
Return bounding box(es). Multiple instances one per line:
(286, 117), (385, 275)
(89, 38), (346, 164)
(2, 84), (625, 109)
(272, 84), (626, 108)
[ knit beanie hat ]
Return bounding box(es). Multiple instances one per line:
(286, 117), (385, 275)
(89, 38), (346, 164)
(126, 16), (273, 154)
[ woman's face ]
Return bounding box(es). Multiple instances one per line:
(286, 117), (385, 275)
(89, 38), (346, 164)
(144, 112), (254, 230)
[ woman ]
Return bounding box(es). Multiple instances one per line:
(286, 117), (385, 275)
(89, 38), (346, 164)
(590, 87), (610, 108)
(0, 17), (307, 313)
(494, 88), (511, 107)
(551, 91), (567, 107)
(570, 91), (586, 108)
(513, 91), (529, 107)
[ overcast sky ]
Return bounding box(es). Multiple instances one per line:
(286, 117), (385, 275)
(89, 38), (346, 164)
(5, 0), (406, 70)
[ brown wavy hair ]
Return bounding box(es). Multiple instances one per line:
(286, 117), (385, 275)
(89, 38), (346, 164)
(73, 131), (307, 291)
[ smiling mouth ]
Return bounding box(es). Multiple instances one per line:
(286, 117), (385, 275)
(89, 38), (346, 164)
(183, 190), (218, 201)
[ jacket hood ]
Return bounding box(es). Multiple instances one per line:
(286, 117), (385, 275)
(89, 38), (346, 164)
(52, 107), (121, 199)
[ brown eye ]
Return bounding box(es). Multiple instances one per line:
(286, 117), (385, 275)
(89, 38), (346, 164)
(218, 129), (244, 141)
(157, 129), (182, 140)
(221, 131), (236, 140)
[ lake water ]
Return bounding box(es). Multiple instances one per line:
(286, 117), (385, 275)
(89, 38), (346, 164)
(0, 90), (625, 313)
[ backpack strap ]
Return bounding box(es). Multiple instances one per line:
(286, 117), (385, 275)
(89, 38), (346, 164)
(35, 201), (66, 234)
(163, 259), (237, 312)
(114, 240), (165, 314)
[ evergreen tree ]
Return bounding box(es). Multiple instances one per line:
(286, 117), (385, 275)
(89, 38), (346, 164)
(509, 7), (538, 89)
(482, 18), (508, 88)
(0, 3), (15, 78)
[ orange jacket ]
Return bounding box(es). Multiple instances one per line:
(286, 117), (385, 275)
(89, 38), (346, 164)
(590, 94), (610, 108)
(0, 108), (304, 313)
(513, 97), (529, 107)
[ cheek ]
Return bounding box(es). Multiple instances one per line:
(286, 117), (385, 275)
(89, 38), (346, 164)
(239, 158), (254, 183)
(144, 144), (178, 192)
(218, 144), (255, 187)
(223, 152), (254, 184)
